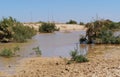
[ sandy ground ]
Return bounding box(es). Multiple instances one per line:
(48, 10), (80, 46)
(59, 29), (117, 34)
(0, 45), (118, 77)
(23, 23), (86, 31)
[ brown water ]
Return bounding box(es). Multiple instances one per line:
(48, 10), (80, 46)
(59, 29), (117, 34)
(15, 31), (87, 58)
(0, 31), (86, 74)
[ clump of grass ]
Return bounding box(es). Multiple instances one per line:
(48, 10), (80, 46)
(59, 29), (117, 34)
(70, 49), (78, 60)
(74, 55), (89, 63)
(0, 46), (20, 58)
(32, 46), (42, 56)
(69, 49), (89, 63)
(0, 48), (13, 57)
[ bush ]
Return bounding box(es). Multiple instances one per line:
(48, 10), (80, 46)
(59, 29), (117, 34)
(70, 49), (78, 60)
(12, 24), (36, 42)
(0, 17), (15, 42)
(0, 48), (13, 57)
(69, 49), (88, 63)
(39, 22), (59, 33)
(74, 55), (89, 63)
(79, 22), (84, 25)
(0, 17), (36, 43)
(66, 20), (77, 24)
(85, 19), (120, 44)
(0, 46), (20, 58)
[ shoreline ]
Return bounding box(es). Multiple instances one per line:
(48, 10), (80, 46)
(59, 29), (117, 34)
(1, 45), (119, 77)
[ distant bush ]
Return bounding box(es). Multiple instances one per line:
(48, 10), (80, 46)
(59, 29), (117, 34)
(66, 20), (77, 24)
(37, 21), (45, 23)
(79, 22), (84, 25)
(0, 17), (36, 43)
(39, 22), (59, 33)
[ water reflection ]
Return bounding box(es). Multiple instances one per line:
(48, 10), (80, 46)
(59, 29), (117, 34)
(75, 43), (89, 56)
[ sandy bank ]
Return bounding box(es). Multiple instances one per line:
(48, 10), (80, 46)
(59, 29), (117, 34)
(23, 23), (87, 31)
(4, 45), (119, 77)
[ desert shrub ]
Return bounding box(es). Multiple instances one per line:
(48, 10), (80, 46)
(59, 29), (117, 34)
(85, 19), (120, 44)
(0, 48), (13, 57)
(69, 49), (88, 63)
(0, 17), (36, 43)
(33, 47), (42, 56)
(70, 49), (78, 60)
(0, 47), (19, 57)
(37, 21), (45, 23)
(66, 20), (77, 24)
(12, 24), (36, 42)
(74, 55), (89, 63)
(79, 22), (84, 25)
(0, 17), (15, 42)
(0, 46), (20, 58)
(39, 22), (59, 33)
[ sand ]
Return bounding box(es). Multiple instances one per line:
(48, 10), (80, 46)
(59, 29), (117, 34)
(23, 23), (86, 31)
(1, 45), (118, 77)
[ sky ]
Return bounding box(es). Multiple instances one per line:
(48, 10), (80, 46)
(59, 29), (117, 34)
(0, 0), (120, 23)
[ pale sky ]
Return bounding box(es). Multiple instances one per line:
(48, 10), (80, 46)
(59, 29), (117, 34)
(0, 0), (120, 23)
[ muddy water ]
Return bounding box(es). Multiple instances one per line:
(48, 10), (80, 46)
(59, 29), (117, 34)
(0, 31), (86, 74)
(21, 31), (86, 57)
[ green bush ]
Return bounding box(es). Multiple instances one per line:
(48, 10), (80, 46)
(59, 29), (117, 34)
(39, 22), (59, 33)
(66, 20), (77, 24)
(0, 48), (13, 57)
(74, 55), (89, 63)
(12, 24), (36, 42)
(69, 49), (88, 63)
(79, 22), (84, 25)
(0, 46), (20, 58)
(85, 19), (120, 44)
(0, 17), (36, 43)
(70, 49), (78, 60)
(0, 17), (15, 42)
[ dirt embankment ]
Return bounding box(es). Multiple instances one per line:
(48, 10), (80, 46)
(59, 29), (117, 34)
(0, 45), (118, 77)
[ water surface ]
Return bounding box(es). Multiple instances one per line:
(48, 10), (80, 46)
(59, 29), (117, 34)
(23, 31), (86, 57)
